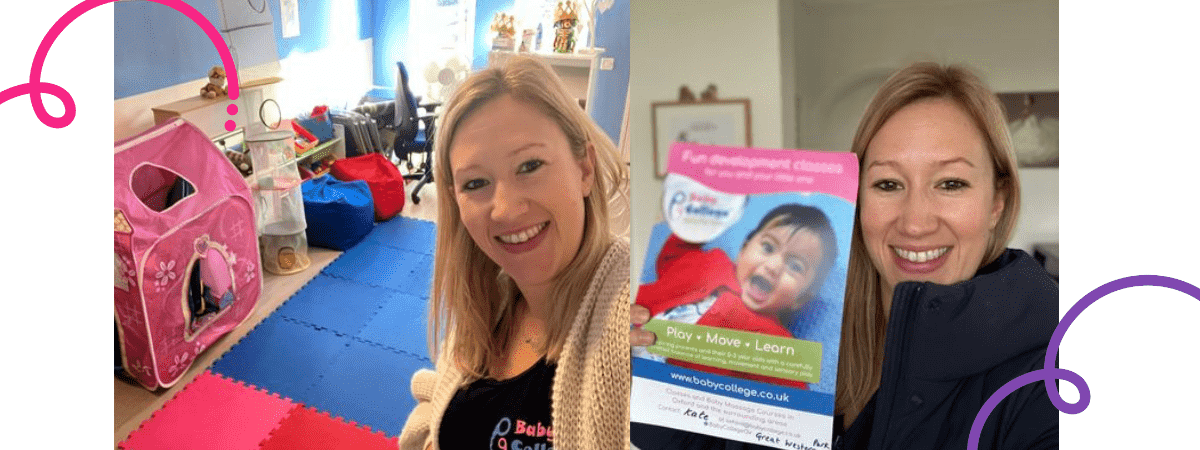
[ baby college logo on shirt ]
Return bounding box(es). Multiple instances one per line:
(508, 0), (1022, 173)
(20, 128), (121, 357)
(663, 173), (747, 243)
(489, 416), (554, 450)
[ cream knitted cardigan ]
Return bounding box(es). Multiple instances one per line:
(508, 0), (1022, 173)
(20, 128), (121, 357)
(398, 239), (631, 450)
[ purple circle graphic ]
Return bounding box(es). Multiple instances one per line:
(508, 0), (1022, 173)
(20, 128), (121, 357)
(968, 275), (1200, 449)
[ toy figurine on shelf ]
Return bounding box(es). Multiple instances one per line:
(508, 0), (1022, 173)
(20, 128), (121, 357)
(519, 28), (535, 52)
(490, 13), (517, 51)
(535, 23), (544, 51)
(200, 66), (227, 99)
(553, 1), (579, 53)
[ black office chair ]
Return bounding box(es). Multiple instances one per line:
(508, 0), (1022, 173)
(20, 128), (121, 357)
(393, 61), (438, 205)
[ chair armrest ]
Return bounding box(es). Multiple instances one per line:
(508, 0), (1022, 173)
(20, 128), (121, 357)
(417, 112), (438, 131)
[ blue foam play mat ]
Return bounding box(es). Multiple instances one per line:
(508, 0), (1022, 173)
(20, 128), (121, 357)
(208, 216), (436, 436)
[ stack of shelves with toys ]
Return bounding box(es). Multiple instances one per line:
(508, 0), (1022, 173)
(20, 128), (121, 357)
(246, 130), (311, 276)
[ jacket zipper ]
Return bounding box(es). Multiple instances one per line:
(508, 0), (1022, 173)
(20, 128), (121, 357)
(873, 283), (921, 449)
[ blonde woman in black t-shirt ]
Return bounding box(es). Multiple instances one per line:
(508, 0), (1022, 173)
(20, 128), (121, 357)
(399, 55), (631, 450)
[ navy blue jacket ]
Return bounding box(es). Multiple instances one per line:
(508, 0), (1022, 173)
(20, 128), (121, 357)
(836, 249), (1059, 449)
(632, 249), (1059, 450)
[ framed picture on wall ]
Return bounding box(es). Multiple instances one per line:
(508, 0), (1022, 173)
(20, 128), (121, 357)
(651, 99), (752, 177)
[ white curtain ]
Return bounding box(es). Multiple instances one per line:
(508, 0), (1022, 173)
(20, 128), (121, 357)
(1008, 114), (1059, 167)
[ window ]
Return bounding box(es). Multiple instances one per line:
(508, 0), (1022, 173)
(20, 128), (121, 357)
(408, 0), (475, 99)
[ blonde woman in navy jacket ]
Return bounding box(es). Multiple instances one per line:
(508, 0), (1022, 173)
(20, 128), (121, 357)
(631, 61), (1058, 450)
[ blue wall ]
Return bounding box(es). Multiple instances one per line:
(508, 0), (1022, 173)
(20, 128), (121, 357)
(115, 0), (376, 99)
(372, 0), (412, 90)
(472, 0), (515, 70)
(590, 0), (630, 144)
(114, 0), (224, 99)
(115, 0), (626, 144)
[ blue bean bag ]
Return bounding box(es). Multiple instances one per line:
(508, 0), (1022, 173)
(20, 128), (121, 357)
(302, 175), (375, 250)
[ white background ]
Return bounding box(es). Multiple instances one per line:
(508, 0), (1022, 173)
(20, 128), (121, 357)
(1, 0), (1197, 447)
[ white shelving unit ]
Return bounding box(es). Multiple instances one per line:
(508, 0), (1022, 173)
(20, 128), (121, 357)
(489, 50), (604, 114)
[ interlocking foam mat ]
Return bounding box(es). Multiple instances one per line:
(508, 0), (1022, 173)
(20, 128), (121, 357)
(120, 217), (436, 449)
(121, 371), (296, 450)
(259, 405), (397, 450)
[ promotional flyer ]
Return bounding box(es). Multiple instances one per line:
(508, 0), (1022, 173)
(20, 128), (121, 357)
(632, 142), (858, 449)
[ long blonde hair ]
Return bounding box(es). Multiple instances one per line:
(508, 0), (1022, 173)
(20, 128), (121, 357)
(836, 61), (1022, 425)
(429, 55), (628, 380)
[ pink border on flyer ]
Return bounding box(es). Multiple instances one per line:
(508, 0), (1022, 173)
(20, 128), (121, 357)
(667, 142), (859, 203)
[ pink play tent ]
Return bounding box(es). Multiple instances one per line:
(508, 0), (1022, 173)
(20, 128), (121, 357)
(114, 119), (262, 390)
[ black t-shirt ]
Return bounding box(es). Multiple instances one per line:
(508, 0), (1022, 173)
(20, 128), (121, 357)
(439, 358), (557, 450)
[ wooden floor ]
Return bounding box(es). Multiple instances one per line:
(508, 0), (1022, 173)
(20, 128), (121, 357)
(114, 169), (438, 448)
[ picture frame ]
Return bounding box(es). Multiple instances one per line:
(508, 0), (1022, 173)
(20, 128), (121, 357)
(651, 99), (751, 177)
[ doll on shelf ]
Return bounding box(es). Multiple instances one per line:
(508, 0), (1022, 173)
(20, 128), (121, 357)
(553, 1), (579, 53)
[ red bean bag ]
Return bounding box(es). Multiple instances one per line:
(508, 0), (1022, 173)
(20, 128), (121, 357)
(330, 153), (405, 221)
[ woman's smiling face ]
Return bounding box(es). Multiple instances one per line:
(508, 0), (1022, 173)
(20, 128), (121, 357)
(859, 97), (1004, 299)
(448, 94), (594, 296)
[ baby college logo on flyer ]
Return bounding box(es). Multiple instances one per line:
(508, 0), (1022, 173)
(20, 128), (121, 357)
(663, 173), (747, 243)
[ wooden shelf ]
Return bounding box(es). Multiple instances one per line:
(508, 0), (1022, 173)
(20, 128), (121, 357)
(152, 95), (236, 139)
(525, 51), (595, 67)
(489, 50), (603, 114)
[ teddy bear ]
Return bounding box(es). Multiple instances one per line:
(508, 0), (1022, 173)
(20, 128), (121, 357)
(224, 150), (252, 177)
(678, 85), (696, 102)
(200, 66), (227, 99)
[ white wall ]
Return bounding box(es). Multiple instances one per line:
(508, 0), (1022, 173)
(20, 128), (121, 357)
(630, 0), (787, 284)
(1009, 167), (1057, 253)
(779, 0), (799, 149)
(795, 0), (1059, 255)
(797, 0), (1058, 150)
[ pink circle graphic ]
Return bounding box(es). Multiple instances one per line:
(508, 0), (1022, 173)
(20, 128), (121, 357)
(1, 0), (240, 129)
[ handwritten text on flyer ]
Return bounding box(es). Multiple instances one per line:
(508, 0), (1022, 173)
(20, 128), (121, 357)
(632, 376), (833, 450)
